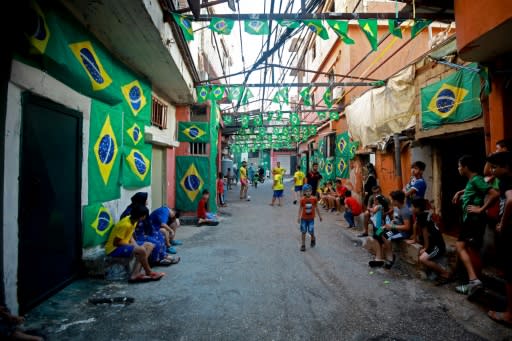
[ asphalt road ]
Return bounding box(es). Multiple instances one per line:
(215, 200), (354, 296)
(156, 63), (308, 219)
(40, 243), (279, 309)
(23, 178), (512, 340)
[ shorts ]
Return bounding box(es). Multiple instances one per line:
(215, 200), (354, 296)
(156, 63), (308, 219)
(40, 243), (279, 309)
(109, 245), (135, 257)
(300, 219), (315, 234)
(425, 245), (445, 260)
(383, 230), (411, 241)
(294, 185), (303, 192)
(273, 190), (284, 198)
(458, 214), (486, 249)
(339, 197), (345, 205)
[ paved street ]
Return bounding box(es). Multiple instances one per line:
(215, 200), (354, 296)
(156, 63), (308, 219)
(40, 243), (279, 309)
(24, 179), (512, 340)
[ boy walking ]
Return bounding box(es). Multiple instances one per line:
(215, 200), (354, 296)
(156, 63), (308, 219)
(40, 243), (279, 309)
(293, 165), (306, 205)
(306, 162), (323, 199)
(270, 168), (285, 206)
(239, 161), (249, 201)
(298, 184), (323, 252)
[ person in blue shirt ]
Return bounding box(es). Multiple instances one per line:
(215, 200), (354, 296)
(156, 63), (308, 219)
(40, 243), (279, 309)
(404, 161), (427, 244)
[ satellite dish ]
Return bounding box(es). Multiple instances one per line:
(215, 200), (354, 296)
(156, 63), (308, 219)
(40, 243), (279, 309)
(228, 0), (237, 11)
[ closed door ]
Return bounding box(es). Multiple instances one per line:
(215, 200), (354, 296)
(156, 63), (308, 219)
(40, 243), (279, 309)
(18, 93), (82, 313)
(151, 147), (166, 208)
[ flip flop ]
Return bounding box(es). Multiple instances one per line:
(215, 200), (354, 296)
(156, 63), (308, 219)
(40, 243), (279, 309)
(488, 311), (512, 327)
(148, 271), (165, 281)
(128, 274), (153, 283)
(369, 260), (384, 267)
(384, 254), (396, 269)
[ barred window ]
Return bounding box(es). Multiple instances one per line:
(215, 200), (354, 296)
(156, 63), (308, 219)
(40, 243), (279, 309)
(151, 97), (167, 129)
(190, 142), (207, 155)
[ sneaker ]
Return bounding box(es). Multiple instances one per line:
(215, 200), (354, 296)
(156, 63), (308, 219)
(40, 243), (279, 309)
(310, 239), (316, 248)
(300, 245), (306, 252)
(171, 240), (183, 246)
(456, 279), (483, 296)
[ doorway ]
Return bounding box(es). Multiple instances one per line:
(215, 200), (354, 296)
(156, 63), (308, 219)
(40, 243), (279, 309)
(18, 93), (82, 313)
(151, 146), (166, 209)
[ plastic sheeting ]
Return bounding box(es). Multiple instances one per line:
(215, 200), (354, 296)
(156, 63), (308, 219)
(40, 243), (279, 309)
(346, 65), (416, 147)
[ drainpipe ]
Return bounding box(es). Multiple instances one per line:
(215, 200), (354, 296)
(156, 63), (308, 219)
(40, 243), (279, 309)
(393, 133), (403, 189)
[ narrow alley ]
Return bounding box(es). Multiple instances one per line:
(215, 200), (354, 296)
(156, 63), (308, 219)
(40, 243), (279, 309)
(23, 180), (510, 340)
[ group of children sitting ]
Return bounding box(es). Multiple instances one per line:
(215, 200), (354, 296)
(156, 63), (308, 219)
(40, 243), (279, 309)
(105, 192), (182, 284)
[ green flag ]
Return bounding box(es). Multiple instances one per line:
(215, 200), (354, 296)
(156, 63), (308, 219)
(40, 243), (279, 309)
(323, 88), (333, 108)
(178, 122), (209, 142)
(309, 125), (317, 137)
(330, 111), (340, 121)
(388, 19), (403, 38)
(278, 88), (289, 104)
(176, 156), (209, 211)
(121, 144), (152, 188)
(222, 115), (233, 125)
(228, 86), (244, 101)
(300, 87), (312, 106)
(335, 157), (350, 179)
(289, 112), (300, 126)
(276, 20), (301, 29)
(83, 203), (115, 248)
(326, 20), (355, 44)
(336, 132), (350, 158)
(254, 114), (263, 126)
(304, 20), (329, 40)
(241, 115), (249, 128)
(210, 85), (225, 100)
(317, 111), (327, 120)
(275, 111), (283, 121)
(358, 19), (378, 51)
(421, 65), (482, 130)
(172, 13), (194, 41)
(209, 17), (235, 35)
(241, 88), (254, 105)
(325, 157), (335, 181)
(411, 19), (432, 39)
(272, 92), (281, 104)
(348, 141), (360, 159)
(266, 112), (273, 122)
(196, 86), (209, 103)
(244, 20), (269, 35)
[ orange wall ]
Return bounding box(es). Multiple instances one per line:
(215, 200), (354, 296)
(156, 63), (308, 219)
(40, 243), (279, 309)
(175, 105), (190, 156)
(454, 0), (512, 54)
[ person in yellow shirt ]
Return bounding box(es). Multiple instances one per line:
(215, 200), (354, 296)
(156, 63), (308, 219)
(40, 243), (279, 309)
(273, 161), (286, 177)
(239, 161), (250, 201)
(270, 168), (285, 206)
(105, 205), (164, 283)
(293, 165), (306, 205)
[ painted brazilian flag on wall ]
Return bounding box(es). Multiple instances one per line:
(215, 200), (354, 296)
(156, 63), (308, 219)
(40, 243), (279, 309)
(178, 122), (209, 142)
(176, 156), (209, 211)
(121, 144), (152, 188)
(83, 203), (114, 248)
(421, 66), (482, 130)
(88, 100), (122, 203)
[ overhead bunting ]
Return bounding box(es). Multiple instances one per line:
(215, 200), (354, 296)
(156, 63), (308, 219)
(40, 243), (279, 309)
(244, 19), (270, 35)
(411, 19), (432, 39)
(276, 20), (301, 29)
(304, 20), (329, 40)
(317, 111), (327, 120)
(388, 19), (403, 38)
(326, 20), (355, 44)
(329, 111), (340, 121)
(358, 19), (378, 51)
(222, 115), (233, 125)
(196, 86), (209, 104)
(241, 115), (249, 128)
(172, 13), (194, 41)
(210, 85), (225, 100)
(209, 17), (235, 35)
(300, 87), (312, 106)
(290, 112), (300, 126)
(241, 88), (254, 105)
(228, 86), (244, 102)
(323, 88), (333, 108)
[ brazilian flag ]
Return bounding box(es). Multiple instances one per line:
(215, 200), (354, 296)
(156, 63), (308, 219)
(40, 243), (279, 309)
(326, 20), (355, 45)
(411, 19), (432, 39)
(27, 0), (51, 54)
(196, 86), (209, 103)
(228, 86), (244, 102)
(125, 116), (144, 147)
(304, 20), (329, 40)
(209, 17), (235, 35)
(222, 115), (233, 125)
(421, 65), (482, 130)
(244, 20), (269, 35)
(388, 19), (403, 39)
(178, 122), (209, 142)
(241, 115), (249, 128)
(254, 114), (263, 126)
(121, 80), (148, 117)
(300, 87), (312, 106)
(290, 112), (300, 126)
(88, 100), (122, 203)
(335, 157), (349, 179)
(210, 85), (225, 101)
(172, 13), (194, 41)
(323, 88), (333, 108)
(176, 156), (209, 211)
(121, 144), (152, 188)
(330, 111), (340, 121)
(325, 157), (335, 181)
(83, 203), (114, 248)
(317, 111), (327, 120)
(276, 20), (300, 29)
(358, 19), (378, 51)
(336, 131), (350, 158)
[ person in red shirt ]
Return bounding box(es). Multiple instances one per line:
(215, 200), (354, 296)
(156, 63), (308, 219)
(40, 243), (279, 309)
(216, 172), (227, 207)
(298, 184), (323, 252)
(344, 190), (362, 228)
(334, 179), (348, 213)
(197, 189), (219, 226)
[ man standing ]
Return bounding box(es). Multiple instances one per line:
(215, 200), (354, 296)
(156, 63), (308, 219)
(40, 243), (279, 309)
(306, 162), (323, 199)
(239, 161), (249, 201)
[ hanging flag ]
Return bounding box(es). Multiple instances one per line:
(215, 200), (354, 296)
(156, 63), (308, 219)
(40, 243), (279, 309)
(178, 122), (209, 142)
(388, 19), (403, 39)
(209, 17), (235, 35)
(241, 88), (254, 105)
(421, 65), (482, 130)
(241, 115), (249, 128)
(196, 86), (209, 103)
(309, 125), (317, 136)
(209, 85), (225, 100)
(176, 156), (208, 211)
(276, 20), (301, 29)
(411, 19), (432, 39)
(325, 157), (335, 180)
(172, 13), (194, 41)
(348, 141), (360, 159)
(27, 1), (51, 54)
(121, 80), (148, 116)
(275, 111), (283, 121)
(317, 111), (327, 120)
(326, 20), (355, 44)
(292, 126), (300, 137)
(300, 87), (312, 106)
(336, 132), (350, 157)
(266, 112), (274, 122)
(69, 41), (113, 91)
(323, 88), (333, 108)
(83, 204), (115, 248)
(254, 114), (263, 126)
(358, 19), (378, 51)
(330, 111), (340, 121)
(336, 157), (349, 179)
(244, 20), (270, 35)
(228, 86), (244, 101)
(272, 92), (281, 104)
(126, 121), (143, 146)
(290, 112), (300, 126)
(304, 20), (329, 40)
(278, 87), (289, 104)
(222, 115), (233, 125)
(122, 144), (152, 187)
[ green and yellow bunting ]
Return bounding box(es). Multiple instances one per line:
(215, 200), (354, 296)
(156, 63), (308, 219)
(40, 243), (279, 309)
(290, 112), (300, 126)
(241, 88), (254, 105)
(178, 122), (209, 142)
(228, 86), (244, 101)
(275, 111), (283, 121)
(244, 20), (269, 35)
(300, 87), (312, 106)
(326, 20), (355, 44)
(196, 86), (209, 103)
(276, 20), (301, 29)
(323, 88), (333, 108)
(172, 13), (194, 41)
(266, 112), (273, 122)
(222, 115), (233, 125)
(317, 111), (327, 120)
(304, 20), (329, 40)
(388, 19), (403, 39)
(411, 19), (432, 39)
(209, 17), (235, 35)
(330, 111), (340, 121)
(278, 88), (289, 104)
(358, 19), (378, 51)
(210, 85), (225, 100)
(241, 115), (249, 128)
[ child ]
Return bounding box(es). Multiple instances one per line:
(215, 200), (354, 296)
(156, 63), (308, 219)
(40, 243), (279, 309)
(149, 206), (183, 255)
(368, 194), (390, 267)
(226, 168), (233, 190)
(217, 172), (227, 207)
(344, 190), (362, 228)
(412, 198), (451, 284)
(293, 165), (306, 205)
(322, 181), (336, 211)
(298, 184), (322, 252)
(334, 179), (348, 213)
(270, 168), (285, 206)
(404, 161), (427, 244)
(197, 189), (219, 226)
(0, 305), (43, 340)
(105, 205), (165, 283)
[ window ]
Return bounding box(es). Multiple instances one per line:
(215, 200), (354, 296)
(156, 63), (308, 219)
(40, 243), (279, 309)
(327, 133), (336, 157)
(190, 142), (207, 155)
(151, 97), (167, 129)
(191, 105), (208, 121)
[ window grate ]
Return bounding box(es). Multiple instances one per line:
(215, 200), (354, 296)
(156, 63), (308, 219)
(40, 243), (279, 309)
(190, 142), (207, 155)
(151, 97), (168, 129)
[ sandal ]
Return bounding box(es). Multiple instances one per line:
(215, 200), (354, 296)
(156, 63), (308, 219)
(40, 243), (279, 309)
(488, 311), (512, 327)
(384, 254), (396, 269)
(128, 274), (153, 283)
(148, 271), (165, 280)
